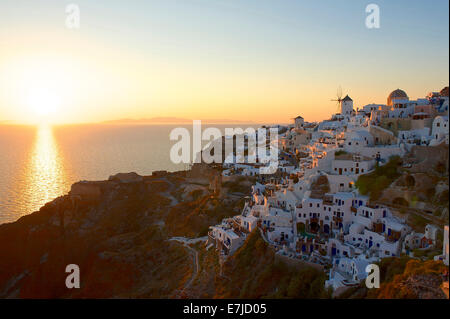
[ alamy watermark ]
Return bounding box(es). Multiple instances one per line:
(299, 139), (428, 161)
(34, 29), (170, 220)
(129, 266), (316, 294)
(169, 121), (279, 174)
(65, 3), (80, 29)
(365, 264), (380, 288)
(65, 264), (80, 289)
(365, 4), (380, 29)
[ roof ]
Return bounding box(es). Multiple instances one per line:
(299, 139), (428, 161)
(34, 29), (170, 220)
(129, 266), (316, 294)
(342, 95), (353, 102)
(295, 116), (304, 119)
(225, 230), (239, 239)
(334, 192), (355, 199)
(245, 215), (258, 222)
(389, 89), (408, 99)
(387, 89), (408, 105)
(383, 217), (405, 232)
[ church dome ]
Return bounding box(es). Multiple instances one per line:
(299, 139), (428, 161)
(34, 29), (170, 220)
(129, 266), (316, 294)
(440, 86), (449, 97)
(387, 89), (408, 106)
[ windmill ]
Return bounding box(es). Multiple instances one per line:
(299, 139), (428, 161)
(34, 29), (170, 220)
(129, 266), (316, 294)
(331, 86), (343, 114)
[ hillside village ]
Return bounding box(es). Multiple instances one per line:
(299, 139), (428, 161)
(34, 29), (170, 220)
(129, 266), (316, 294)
(207, 87), (450, 294)
(0, 87), (448, 299)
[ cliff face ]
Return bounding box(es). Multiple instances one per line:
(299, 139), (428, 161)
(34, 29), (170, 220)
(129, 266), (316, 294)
(0, 169), (255, 298)
(0, 168), (330, 299)
(0, 175), (192, 298)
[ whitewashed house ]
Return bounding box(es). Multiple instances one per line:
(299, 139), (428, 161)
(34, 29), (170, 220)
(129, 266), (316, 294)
(430, 115), (449, 145)
(331, 153), (374, 176)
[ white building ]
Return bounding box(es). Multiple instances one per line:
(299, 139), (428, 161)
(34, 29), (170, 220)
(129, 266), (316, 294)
(294, 116), (304, 129)
(434, 225), (449, 266)
(343, 130), (374, 152)
(331, 153), (374, 176)
(397, 128), (430, 145)
(430, 115), (449, 145)
(208, 223), (245, 256)
(341, 95), (354, 116)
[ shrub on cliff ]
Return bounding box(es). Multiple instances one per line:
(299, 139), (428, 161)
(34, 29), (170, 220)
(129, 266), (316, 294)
(356, 156), (401, 200)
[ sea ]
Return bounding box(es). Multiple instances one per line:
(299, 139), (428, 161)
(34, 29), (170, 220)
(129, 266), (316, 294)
(0, 123), (258, 224)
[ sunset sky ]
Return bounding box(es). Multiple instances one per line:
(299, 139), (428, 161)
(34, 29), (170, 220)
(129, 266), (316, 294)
(0, 0), (448, 125)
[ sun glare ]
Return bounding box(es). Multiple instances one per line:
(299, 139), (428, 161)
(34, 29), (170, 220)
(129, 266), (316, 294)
(4, 54), (77, 124)
(27, 87), (60, 116)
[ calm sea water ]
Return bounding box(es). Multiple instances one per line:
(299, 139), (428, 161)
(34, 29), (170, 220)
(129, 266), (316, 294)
(0, 123), (256, 224)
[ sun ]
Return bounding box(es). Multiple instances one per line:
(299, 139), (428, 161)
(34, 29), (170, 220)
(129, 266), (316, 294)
(6, 54), (75, 124)
(27, 87), (61, 116)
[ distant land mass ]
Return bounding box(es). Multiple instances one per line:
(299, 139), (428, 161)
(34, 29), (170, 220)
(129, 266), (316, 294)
(102, 117), (255, 124)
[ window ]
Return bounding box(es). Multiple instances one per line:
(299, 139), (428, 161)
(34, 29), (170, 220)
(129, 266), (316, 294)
(309, 203), (312, 207)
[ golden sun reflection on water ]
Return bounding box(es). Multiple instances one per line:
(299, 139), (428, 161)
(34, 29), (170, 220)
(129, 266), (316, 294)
(21, 125), (68, 214)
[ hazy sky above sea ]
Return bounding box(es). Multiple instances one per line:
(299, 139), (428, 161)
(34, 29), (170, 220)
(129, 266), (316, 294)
(0, 0), (448, 124)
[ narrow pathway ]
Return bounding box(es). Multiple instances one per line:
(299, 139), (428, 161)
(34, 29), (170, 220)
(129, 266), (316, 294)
(168, 237), (207, 298)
